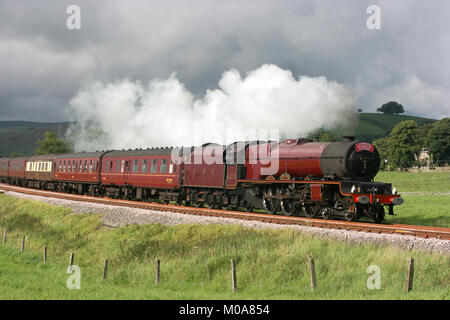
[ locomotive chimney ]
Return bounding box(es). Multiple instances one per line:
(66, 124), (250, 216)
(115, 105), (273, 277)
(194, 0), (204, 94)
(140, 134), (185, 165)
(343, 136), (355, 142)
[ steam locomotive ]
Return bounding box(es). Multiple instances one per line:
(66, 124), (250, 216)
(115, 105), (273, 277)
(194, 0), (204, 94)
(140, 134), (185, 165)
(0, 136), (403, 223)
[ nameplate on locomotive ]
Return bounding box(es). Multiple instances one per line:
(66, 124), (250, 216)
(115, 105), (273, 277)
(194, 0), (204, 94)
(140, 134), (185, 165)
(355, 143), (374, 152)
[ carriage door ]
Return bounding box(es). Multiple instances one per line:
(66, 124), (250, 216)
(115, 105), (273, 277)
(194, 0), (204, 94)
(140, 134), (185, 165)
(123, 160), (131, 183)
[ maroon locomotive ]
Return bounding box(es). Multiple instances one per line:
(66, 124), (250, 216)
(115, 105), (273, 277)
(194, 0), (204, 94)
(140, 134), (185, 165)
(0, 136), (403, 223)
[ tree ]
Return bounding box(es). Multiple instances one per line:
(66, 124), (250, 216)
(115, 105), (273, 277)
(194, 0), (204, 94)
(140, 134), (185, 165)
(307, 128), (338, 142)
(373, 136), (390, 170)
(10, 152), (25, 158)
(377, 101), (405, 115)
(425, 118), (450, 163)
(416, 122), (433, 149)
(388, 120), (421, 170)
(35, 132), (73, 155)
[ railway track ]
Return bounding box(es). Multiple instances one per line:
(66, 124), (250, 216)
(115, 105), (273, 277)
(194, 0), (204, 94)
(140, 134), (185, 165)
(1, 183), (449, 241)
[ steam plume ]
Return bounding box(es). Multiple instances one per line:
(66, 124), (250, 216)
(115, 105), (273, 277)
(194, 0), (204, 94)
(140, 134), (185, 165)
(66, 64), (356, 151)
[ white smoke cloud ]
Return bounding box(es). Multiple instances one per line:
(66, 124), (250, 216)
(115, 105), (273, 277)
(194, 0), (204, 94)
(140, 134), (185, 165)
(66, 64), (356, 151)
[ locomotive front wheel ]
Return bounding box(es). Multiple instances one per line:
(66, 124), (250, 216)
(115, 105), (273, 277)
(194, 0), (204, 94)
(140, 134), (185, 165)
(373, 206), (385, 223)
(344, 211), (355, 222)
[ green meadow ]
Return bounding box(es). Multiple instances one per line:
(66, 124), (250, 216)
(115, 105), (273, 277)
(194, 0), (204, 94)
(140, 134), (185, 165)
(0, 194), (448, 300)
(374, 170), (450, 227)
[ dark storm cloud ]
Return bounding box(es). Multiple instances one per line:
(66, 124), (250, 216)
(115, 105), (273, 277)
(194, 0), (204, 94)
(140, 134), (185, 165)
(0, 0), (449, 121)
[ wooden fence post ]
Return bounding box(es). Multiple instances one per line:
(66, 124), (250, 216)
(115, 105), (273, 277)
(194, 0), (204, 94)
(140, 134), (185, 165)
(102, 258), (108, 280)
(155, 259), (160, 286)
(69, 252), (74, 272)
(405, 258), (414, 293)
(309, 256), (316, 291)
(44, 245), (47, 263)
(3, 229), (6, 246)
(21, 236), (25, 252)
(231, 259), (237, 293)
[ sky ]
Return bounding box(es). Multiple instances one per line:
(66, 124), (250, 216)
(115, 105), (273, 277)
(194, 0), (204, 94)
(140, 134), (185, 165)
(0, 0), (449, 123)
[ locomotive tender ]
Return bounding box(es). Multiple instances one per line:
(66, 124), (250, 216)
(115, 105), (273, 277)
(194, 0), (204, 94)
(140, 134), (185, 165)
(0, 136), (403, 223)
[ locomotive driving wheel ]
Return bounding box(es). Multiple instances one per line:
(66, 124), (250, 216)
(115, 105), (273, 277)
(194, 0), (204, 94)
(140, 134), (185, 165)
(302, 204), (319, 218)
(280, 200), (295, 216)
(321, 207), (332, 219)
(262, 189), (280, 214)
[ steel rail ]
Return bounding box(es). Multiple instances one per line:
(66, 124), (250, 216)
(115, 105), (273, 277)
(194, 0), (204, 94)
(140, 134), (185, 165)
(1, 183), (449, 240)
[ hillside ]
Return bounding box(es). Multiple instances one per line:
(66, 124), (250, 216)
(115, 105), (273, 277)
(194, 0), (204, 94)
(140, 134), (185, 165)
(0, 121), (70, 157)
(0, 113), (438, 156)
(354, 113), (435, 142)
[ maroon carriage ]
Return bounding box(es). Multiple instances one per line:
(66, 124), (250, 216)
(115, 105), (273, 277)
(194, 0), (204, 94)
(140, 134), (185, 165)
(25, 155), (55, 188)
(53, 152), (104, 193)
(0, 158), (10, 182)
(101, 148), (180, 201)
(8, 157), (27, 185)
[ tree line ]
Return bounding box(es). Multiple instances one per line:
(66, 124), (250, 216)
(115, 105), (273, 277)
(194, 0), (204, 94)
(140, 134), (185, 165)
(373, 118), (450, 170)
(0, 132), (73, 158)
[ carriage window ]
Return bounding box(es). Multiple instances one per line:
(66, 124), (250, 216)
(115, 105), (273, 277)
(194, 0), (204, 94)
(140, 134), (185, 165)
(79, 160), (82, 172)
(150, 159), (157, 173)
(132, 159), (139, 173)
(63, 161), (66, 172)
(160, 159), (168, 174)
(44, 163), (48, 171)
(116, 160), (120, 173)
(121, 160), (125, 173)
(84, 160), (88, 172)
(141, 160), (148, 173)
(72, 160), (76, 172)
(89, 160), (93, 173)
(105, 160), (109, 173)
(169, 163), (174, 174)
(94, 160), (98, 171)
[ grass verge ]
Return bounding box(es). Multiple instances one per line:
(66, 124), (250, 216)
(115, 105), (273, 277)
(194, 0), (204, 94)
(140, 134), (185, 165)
(0, 194), (448, 300)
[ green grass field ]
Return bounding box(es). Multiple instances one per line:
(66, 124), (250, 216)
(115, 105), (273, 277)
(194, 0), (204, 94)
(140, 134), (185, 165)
(373, 171), (450, 227)
(0, 194), (448, 300)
